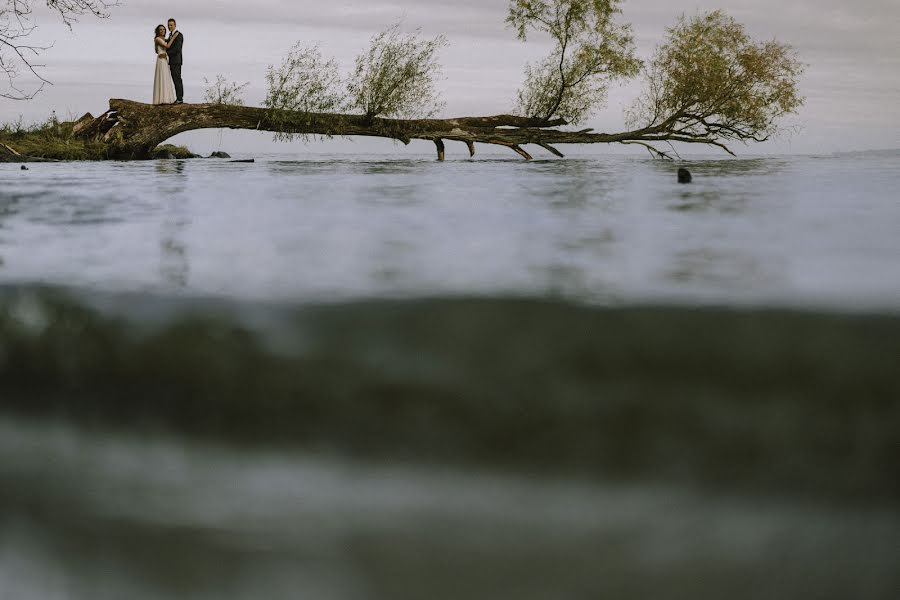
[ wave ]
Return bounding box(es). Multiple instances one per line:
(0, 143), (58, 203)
(2, 285), (898, 502)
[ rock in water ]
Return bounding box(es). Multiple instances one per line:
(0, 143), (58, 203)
(678, 168), (692, 183)
(20, 165), (28, 171)
(209, 151), (232, 159)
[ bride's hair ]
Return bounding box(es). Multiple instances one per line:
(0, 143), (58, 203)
(155, 25), (165, 38)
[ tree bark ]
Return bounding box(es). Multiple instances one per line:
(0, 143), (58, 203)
(76, 99), (717, 160)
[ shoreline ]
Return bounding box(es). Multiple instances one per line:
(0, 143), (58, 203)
(1, 116), (199, 161)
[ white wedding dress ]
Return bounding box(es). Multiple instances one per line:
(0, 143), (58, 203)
(153, 40), (176, 105)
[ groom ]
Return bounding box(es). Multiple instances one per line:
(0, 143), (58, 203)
(166, 18), (184, 104)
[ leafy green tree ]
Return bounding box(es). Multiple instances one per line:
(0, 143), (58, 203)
(264, 44), (345, 140)
(626, 10), (805, 155)
(507, 0), (641, 124)
(347, 22), (447, 120)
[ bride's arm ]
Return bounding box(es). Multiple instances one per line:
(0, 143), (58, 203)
(157, 32), (179, 49)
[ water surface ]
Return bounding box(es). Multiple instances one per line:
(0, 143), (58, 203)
(2, 151), (899, 308)
(2, 151), (899, 599)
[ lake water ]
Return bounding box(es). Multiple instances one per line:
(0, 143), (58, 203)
(1, 151), (899, 598)
(2, 151), (900, 307)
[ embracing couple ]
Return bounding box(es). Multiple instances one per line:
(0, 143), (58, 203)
(153, 18), (184, 105)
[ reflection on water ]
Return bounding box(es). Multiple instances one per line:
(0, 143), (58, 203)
(647, 157), (792, 177)
(665, 246), (782, 290)
(669, 188), (752, 214)
(159, 211), (190, 289)
(154, 162), (191, 289)
(154, 159), (186, 177)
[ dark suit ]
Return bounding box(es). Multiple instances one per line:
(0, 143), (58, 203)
(166, 31), (184, 102)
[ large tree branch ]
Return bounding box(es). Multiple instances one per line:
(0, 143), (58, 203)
(65, 99), (738, 160)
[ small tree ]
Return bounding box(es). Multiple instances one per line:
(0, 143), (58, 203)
(203, 75), (249, 106)
(626, 11), (805, 155)
(1, 0), (117, 99)
(508, 0), (641, 124)
(264, 44), (345, 140)
(347, 22), (447, 120)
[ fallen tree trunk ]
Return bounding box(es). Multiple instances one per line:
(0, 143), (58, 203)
(74, 99), (708, 160)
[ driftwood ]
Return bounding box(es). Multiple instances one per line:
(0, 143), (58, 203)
(75, 99), (706, 160)
(0, 141), (59, 163)
(71, 112), (96, 136)
(0, 143), (22, 161)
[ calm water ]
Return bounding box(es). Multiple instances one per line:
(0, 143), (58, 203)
(2, 151), (899, 599)
(2, 151), (899, 308)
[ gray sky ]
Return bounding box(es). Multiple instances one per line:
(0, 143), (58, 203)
(4, 0), (899, 155)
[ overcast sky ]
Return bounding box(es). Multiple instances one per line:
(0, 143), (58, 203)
(4, 0), (899, 155)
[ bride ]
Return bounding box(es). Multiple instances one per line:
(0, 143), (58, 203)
(153, 25), (178, 105)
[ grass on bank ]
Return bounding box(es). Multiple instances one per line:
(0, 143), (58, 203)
(1, 115), (194, 161)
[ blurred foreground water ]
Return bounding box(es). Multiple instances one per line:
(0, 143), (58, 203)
(2, 288), (898, 599)
(3, 417), (898, 600)
(1, 152), (899, 598)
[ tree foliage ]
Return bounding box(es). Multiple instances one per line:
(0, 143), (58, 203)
(507, 0), (641, 124)
(1, 0), (117, 99)
(627, 10), (804, 154)
(264, 23), (447, 135)
(265, 44), (343, 114)
(3, 3), (804, 160)
(264, 44), (345, 140)
(203, 75), (249, 106)
(347, 22), (447, 120)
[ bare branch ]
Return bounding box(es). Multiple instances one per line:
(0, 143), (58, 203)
(621, 140), (674, 160)
(434, 138), (445, 161)
(537, 142), (564, 157)
(1, 0), (117, 99)
(508, 144), (533, 160)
